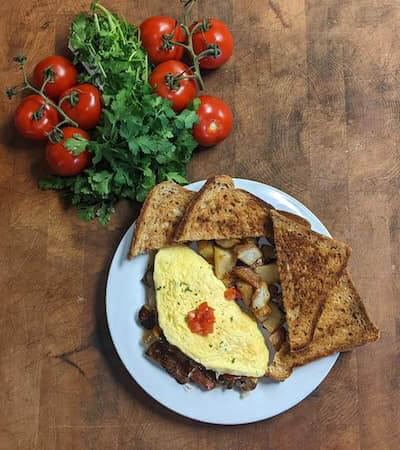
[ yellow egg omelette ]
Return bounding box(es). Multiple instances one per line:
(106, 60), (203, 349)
(154, 245), (269, 377)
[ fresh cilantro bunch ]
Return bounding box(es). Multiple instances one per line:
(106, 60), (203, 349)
(40, 2), (199, 224)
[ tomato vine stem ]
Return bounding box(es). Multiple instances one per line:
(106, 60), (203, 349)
(8, 56), (79, 134)
(166, 20), (206, 90)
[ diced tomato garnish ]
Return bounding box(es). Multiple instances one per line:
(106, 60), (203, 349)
(186, 301), (215, 336)
(201, 321), (214, 335)
(197, 302), (209, 313)
(188, 318), (202, 333)
(224, 287), (240, 301)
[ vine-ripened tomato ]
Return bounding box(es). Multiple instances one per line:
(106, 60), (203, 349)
(191, 18), (233, 69)
(33, 56), (78, 99)
(187, 302), (215, 336)
(149, 60), (197, 112)
(140, 16), (185, 65)
(60, 84), (102, 130)
(14, 95), (59, 141)
(46, 127), (90, 176)
(193, 95), (233, 147)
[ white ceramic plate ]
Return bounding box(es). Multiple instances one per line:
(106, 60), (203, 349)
(106, 179), (339, 425)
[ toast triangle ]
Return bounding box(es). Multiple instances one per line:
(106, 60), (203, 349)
(271, 210), (351, 351)
(129, 181), (194, 258)
(174, 175), (273, 242)
(266, 271), (379, 380)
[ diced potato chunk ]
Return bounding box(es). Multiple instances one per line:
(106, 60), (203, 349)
(222, 271), (236, 288)
(197, 241), (215, 264)
(261, 246), (276, 261)
(262, 302), (284, 334)
(269, 327), (286, 351)
(244, 237), (258, 245)
(233, 266), (261, 288)
(215, 238), (241, 248)
(251, 281), (270, 310)
(236, 280), (254, 307)
(214, 247), (236, 279)
(253, 303), (271, 322)
(234, 243), (263, 266)
(250, 282), (271, 321)
(255, 263), (280, 284)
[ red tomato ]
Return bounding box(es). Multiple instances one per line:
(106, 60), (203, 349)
(60, 84), (102, 130)
(14, 95), (59, 141)
(46, 127), (90, 176)
(149, 61), (197, 112)
(224, 287), (240, 301)
(187, 302), (215, 336)
(191, 18), (233, 69)
(140, 16), (185, 65)
(33, 56), (78, 99)
(193, 95), (233, 147)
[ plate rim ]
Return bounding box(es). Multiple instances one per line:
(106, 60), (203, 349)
(105, 178), (339, 425)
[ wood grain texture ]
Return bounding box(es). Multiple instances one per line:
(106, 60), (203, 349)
(0, 0), (398, 449)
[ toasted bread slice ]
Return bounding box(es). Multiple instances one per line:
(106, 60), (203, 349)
(266, 271), (379, 380)
(174, 175), (273, 242)
(271, 210), (351, 351)
(277, 211), (311, 229)
(129, 182), (194, 259)
(266, 210), (311, 239)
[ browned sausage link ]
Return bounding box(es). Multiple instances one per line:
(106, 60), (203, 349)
(138, 304), (157, 329)
(146, 339), (217, 390)
(189, 367), (217, 390)
(146, 340), (191, 384)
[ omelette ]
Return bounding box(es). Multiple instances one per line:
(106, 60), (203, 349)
(154, 245), (269, 377)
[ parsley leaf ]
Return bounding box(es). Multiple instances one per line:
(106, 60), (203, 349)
(64, 134), (89, 155)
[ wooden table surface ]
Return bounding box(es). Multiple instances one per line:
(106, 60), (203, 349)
(1, 0), (399, 449)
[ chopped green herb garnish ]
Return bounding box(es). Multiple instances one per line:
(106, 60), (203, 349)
(180, 282), (193, 293)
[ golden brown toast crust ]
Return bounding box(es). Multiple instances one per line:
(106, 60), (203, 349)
(277, 211), (311, 229)
(266, 271), (379, 380)
(174, 175), (273, 242)
(128, 182), (194, 259)
(271, 210), (351, 352)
